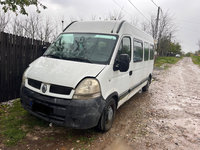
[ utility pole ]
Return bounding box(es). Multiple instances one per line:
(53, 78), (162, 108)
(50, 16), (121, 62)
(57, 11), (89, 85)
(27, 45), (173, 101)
(155, 7), (160, 55)
(155, 7), (160, 39)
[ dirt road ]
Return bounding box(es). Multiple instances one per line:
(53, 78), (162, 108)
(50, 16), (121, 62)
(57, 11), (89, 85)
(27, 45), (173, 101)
(4, 57), (200, 150)
(99, 57), (200, 150)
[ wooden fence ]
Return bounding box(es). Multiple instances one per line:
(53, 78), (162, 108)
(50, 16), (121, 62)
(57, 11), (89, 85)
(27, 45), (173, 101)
(0, 32), (49, 102)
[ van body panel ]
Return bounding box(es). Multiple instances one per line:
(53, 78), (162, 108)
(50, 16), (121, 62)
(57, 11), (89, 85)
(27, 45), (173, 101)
(21, 21), (155, 130)
(27, 57), (105, 88)
(97, 35), (132, 101)
(97, 64), (131, 101)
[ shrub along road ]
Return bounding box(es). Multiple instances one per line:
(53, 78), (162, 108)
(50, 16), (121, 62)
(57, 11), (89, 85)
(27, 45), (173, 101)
(1, 57), (200, 150)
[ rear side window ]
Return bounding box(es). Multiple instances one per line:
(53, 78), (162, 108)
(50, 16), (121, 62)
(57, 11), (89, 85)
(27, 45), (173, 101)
(133, 40), (143, 62)
(150, 45), (154, 60)
(144, 42), (149, 61)
(117, 37), (131, 58)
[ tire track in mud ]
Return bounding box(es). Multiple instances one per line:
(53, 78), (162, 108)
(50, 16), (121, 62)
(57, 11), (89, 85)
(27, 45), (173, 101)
(142, 57), (200, 150)
(92, 57), (200, 150)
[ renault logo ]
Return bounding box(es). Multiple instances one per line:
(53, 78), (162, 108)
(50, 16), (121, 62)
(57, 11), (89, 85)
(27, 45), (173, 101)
(42, 84), (47, 93)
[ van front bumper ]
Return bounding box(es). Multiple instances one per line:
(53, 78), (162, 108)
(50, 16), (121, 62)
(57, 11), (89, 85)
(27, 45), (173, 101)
(20, 86), (105, 129)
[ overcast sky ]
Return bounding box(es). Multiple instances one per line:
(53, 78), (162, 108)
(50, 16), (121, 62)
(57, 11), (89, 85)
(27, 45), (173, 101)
(40, 0), (200, 53)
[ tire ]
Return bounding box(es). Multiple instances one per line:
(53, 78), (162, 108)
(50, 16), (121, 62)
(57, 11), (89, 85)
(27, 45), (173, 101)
(97, 98), (116, 132)
(142, 78), (150, 92)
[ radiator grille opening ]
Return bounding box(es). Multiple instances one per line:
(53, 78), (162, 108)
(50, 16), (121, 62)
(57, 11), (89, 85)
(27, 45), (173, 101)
(50, 84), (72, 95)
(28, 78), (42, 89)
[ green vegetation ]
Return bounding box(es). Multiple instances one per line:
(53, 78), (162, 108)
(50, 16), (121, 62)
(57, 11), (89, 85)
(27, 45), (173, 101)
(154, 56), (182, 69)
(191, 55), (200, 66)
(157, 37), (183, 56)
(0, 99), (96, 149)
(0, 99), (48, 146)
(185, 52), (192, 57)
(169, 42), (182, 55)
(0, 0), (46, 15)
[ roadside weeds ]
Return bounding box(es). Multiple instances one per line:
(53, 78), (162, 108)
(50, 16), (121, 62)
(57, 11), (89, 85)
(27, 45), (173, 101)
(191, 55), (200, 66)
(154, 56), (182, 69)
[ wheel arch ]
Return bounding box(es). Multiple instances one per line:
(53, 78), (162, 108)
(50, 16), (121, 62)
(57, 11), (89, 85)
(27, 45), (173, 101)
(149, 74), (152, 83)
(105, 92), (119, 108)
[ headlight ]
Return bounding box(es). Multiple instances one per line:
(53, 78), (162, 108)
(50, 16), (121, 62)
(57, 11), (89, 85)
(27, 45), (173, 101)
(22, 69), (28, 86)
(73, 78), (101, 100)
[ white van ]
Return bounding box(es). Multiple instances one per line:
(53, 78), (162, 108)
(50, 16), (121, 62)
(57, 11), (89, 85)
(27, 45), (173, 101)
(21, 21), (154, 132)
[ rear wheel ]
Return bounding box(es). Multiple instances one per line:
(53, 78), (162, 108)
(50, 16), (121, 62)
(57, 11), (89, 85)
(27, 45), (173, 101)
(97, 98), (116, 132)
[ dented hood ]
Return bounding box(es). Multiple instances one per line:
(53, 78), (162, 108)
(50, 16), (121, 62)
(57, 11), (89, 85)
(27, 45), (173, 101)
(26, 57), (105, 88)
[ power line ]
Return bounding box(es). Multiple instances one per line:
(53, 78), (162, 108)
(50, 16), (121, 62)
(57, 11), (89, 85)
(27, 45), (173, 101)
(112, 0), (133, 17)
(150, 0), (159, 8)
(149, 0), (163, 16)
(127, 0), (151, 22)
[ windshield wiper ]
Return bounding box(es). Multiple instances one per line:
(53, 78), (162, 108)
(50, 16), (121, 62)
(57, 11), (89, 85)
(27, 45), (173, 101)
(64, 57), (92, 63)
(43, 54), (61, 59)
(43, 55), (92, 63)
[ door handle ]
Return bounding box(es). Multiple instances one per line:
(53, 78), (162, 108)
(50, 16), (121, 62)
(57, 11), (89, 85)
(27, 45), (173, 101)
(129, 71), (133, 76)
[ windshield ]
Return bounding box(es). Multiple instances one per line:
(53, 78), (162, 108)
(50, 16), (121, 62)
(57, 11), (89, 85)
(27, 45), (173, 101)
(43, 33), (117, 64)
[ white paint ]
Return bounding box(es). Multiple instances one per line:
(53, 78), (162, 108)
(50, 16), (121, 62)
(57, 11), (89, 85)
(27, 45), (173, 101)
(24, 21), (154, 104)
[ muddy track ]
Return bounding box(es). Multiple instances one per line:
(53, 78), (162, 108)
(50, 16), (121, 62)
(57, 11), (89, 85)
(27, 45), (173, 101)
(2, 57), (200, 150)
(92, 57), (200, 150)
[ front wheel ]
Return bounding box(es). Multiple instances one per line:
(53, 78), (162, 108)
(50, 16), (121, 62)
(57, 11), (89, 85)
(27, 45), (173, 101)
(142, 78), (151, 92)
(97, 98), (116, 132)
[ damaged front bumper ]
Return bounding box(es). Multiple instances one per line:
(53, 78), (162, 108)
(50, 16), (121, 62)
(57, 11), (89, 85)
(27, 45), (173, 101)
(20, 86), (105, 129)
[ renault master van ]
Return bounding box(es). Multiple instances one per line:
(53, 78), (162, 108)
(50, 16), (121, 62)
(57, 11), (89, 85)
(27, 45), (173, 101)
(21, 21), (154, 132)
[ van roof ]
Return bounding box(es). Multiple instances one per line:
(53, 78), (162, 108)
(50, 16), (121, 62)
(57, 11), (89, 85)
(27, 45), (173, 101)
(64, 21), (154, 43)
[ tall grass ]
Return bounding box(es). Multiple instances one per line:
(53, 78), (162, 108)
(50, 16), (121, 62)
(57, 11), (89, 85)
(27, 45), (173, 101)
(154, 56), (182, 68)
(191, 55), (200, 66)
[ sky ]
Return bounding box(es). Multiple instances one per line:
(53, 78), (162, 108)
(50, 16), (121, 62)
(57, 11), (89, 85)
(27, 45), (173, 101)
(38, 0), (200, 53)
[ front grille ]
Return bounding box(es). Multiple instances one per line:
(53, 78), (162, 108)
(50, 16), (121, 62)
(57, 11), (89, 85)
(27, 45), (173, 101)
(27, 78), (72, 95)
(50, 84), (72, 95)
(28, 78), (42, 89)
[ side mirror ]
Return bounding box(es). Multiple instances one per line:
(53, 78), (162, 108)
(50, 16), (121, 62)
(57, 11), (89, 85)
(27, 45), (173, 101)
(114, 54), (130, 72)
(42, 46), (47, 54)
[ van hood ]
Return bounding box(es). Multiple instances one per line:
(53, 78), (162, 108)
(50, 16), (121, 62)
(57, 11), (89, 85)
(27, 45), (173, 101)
(26, 57), (106, 88)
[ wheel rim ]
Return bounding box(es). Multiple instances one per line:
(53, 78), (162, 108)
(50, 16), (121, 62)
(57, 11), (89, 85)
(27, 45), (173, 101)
(107, 106), (114, 121)
(147, 81), (150, 89)
(105, 105), (114, 128)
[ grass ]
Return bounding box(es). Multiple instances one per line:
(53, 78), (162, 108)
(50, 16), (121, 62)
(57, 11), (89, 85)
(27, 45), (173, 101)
(0, 99), (96, 148)
(0, 99), (48, 146)
(154, 56), (182, 69)
(191, 55), (200, 66)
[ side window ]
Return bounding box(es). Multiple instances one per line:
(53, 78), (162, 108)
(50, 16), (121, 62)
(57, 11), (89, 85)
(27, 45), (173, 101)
(144, 42), (149, 61)
(150, 44), (154, 60)
(133, 40), (143, 62)
(117, 37), (131, 58)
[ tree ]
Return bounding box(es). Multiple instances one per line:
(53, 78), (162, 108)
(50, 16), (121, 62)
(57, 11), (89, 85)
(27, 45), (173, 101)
(8, 13), (55, 42)
(141, 20), (150, 33)
(195, 40), (200, 56)
(197, 40), (200, 50)
(91, 14), (97, 21)
(37, 17), (54, 42)
(107, 10), (124, 20)
(143, 11), (177, 56)
(0, 0), (46, 15)
(11, 16), (25, 36)
(130, 16), (139, 27)
(169, 42), (182, 55)
(22, 14), (40, 39)
(0, 10), (10, 32)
